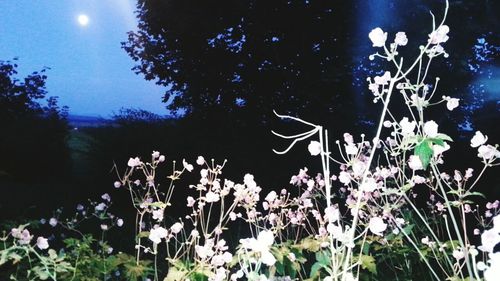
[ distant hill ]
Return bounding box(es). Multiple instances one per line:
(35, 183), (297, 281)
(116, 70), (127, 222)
(67, 115), (114, 128)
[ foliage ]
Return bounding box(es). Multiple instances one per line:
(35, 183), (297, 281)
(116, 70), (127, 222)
(2, 1), (500, 281)
(123, 0), (499, 127)
(0, 59), (70, 182)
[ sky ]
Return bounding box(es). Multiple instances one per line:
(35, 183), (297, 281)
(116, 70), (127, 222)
(0, 0), (167, 117)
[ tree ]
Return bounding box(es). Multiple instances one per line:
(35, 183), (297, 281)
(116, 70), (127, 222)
(124, 0), (499, 129)
(123, 0), (358, 124)
(0, 59), (70, 182)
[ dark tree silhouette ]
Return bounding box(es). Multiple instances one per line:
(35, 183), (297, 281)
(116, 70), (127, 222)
(123, 0), (360, 125)
(0, 59), (70, 182)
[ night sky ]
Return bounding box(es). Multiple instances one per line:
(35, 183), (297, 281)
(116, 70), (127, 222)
(0, 0), (167, 117)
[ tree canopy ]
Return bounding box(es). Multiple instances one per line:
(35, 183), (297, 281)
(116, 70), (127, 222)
(123, 0), (357, 123)
(0, 59), (70, 181)
(123, 0), (499, 129)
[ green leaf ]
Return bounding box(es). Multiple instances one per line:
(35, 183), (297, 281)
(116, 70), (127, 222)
(297, 236), (321, 252)
(464, 191), (485, 198)
(401, 224), (414, 235)
(359, 255), (377, 275)
(137, 231), (150, 239)
(315, 251), (330, 266)
(414, 139), (433, 169)
(191, 272), (209, 281)
(309, 262), (323, 278)
(428, 138), (444, 147)
(436, 133), (453, 142)
(275, 260), (285, 276)
(164, 267), (188, 281)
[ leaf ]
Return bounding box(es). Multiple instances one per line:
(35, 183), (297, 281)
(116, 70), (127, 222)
(48, 249), (58, 260)
(436, 133), (454, 142)
(428, 138), (444, 147)
(296, 236), (321, 252)
(137, 231), (150, 239)
(309, 262), (324, 278)
(401, 224), (414, 235)
(463, 191), (485, 198)
(1, 250), (9, 265)
(359, 255), (377, 275)
(414, 139), (433, 169)
(315, 251), (330, 266)
(275, 260), (285, 276)
(164, 267), (188, 281)
(191, 272), (209, 281)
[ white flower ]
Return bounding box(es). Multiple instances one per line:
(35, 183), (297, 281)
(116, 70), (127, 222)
(195, 241), (215, 260)
(433, 142), (450, 157)
(484, 252), (500, 281)
(327, 223), (343, 239)
(260, 250), (276, 266)
(116, 218), (124, 227)
(101, 193), (111, 202)
(127, 157), (142, 167)
(493, 214), (500, 232)
(324, 206), (339, 223)
(148, 226), (168, 244)
(36, 236), (49, 250)
(369, 217), (387, 236)
(170, 222), (183, 234)
(471, 131), (488, 148)
(478, 145), (500, 160)
(308, 141), (322, 156)
(352, 160), (366, 177)
(240, 230), (276, 266)
(229, 212), (237, 221)
(265, 191), (277, 203)
(394, 31), (408, 46)
(152, 151), (160, 159)
(16, 229), (33, 245)
(423, 120), (439, 138)
(369, 27), (387, 47)
(183, 159), (194, 172)
(452, 249), (465, 260)
(343, 133), (354, 144)
(399, 117), (416, 136)
(158, 155), (165, 162)
(196, 156), (205, 165)
(113, 181), (121, 188)
(95, 202), (106, 212)
(360, 177), (378, 192)
(408, 155), (423, 171)
(445, 97), (460, 111)
(428, 25), (450, 44)
(374, 71), (391, 85)
(479, 228), (500, 253)
(345, 143), (358, 155)
(338, 171), (351, 185)
(421, 236), (430, 245)
(152, 208), (164, 221)
(49, 217), (58, 227)
(206, 191), (220, 203)
(187, 196), (196, 207)
(190, 229), (199, 238)
(477, 261), (487, 271)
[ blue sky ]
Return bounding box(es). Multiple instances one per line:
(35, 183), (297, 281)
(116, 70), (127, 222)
(0, 0), (167, 117)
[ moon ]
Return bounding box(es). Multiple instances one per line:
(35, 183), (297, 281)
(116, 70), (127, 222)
(77, 14), (89, 26)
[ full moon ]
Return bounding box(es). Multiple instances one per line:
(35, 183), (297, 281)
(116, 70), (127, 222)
(77, 14), (89, 26)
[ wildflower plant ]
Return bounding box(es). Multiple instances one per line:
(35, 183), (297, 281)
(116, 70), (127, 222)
(2, 1), (499, 281)
(272, 1), (499, 280)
